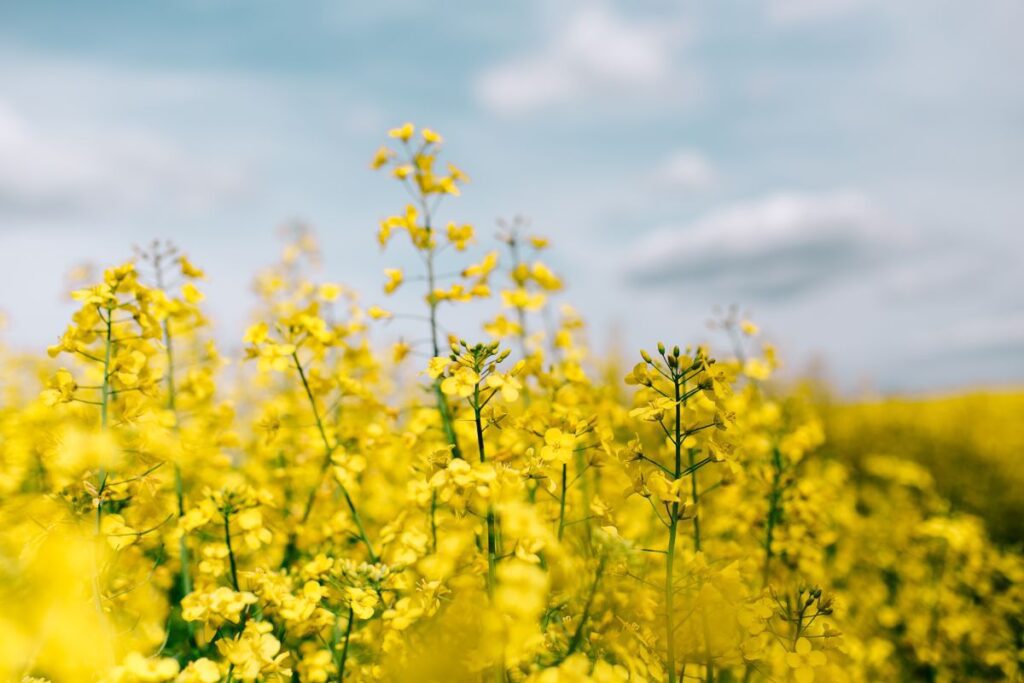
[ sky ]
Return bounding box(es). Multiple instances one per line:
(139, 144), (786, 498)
(1, 0), (1022, 392)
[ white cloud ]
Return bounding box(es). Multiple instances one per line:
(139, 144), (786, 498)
(768, 0), (875, 25)
(652, 149), (716, 191)
(475, 5), (691, 116)
(624, 190), (906, 299)
(0, 98), (250, 221)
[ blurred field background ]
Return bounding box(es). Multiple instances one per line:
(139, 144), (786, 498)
(823, 391), (1024, 546)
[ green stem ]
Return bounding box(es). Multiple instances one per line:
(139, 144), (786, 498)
(429, 490), (438, 553)
(565, 556), (605, 658)
(96, 305), (113, 518)
(92, 305), (115, 617)
(426, 244), (462, 461)
(665, 505), (679, 683)
(688, 451), (713, 680)
(574, 447), (594, 547)
(473, 383), (498, 598)
(89, 303), (119, 664)
(557, 464), (568, 542)
(175, 466), (192, 594)
(224, 513), (240, 591)
(338, 606), (353, 681)
(666, 372), (682, 683)
(419, 217), (463, 566)
(433, 380), (461, 458)
(475, 384), (502, 683)
(100, 305), (112, 430)
(292, 353), (377, 562)
(163, 318), (194, 609)
(688, 448), (702, 552)
(762, 446), (784, 587)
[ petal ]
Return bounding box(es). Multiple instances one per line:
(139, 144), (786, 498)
(794, 667), (815, 683)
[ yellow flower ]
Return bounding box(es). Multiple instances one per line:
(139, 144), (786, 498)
(447, 162), (469, 183)
(368, 305), (392, 320)
(181, 281), (204, 303)
(392, 340), (411, 363)
(463, 251), (499, 279)
(346, 586), (378, 620)
(446, 222), (474, 251)
(647, 474), (686, 504)
(437, 176), (460, 196)
(297, 649), (336, 683)
(179, 255), (206, 279)
(483, 314), (522, 339)
(40, 368), (77, 405)
(100, 514), (138, 551)
(422, 128), (443, 144)
(388, 122), (414, 141)
(501, 288), (546, 312)
(383, 268), (404, 294)
(217, 621), (291, 681)
(244, 322), (269, 345)
(540, 428), (575, 465)
(629, 397), (675, 422)
(109, 653), (179, 681)
(486, 372), (521, 402)
(370, 145), (394, 170)
(530, 262), (563, 291)
(440, 366), (479, 398)
(422, 358), (448, 382)
(318, 283), (342, 301)
(786, 638), (827, 683)
(743, 358), (772, 380)
(178, 658), (222, 683)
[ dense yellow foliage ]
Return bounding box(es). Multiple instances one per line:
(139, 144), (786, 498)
(0, 126), (1020, 683)
(825, 391), (1024, 544)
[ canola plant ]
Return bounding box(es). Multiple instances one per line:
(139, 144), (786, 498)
(0, 125), (1020, 683)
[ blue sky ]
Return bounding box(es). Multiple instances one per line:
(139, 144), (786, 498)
(1, 0), (1021, 391)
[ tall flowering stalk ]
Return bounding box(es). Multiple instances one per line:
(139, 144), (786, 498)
(372, 123), (494, 459)
(626, 343), (731, 683)
(372, 124), (499, 554)
(432, 340), (522, 594)
(243, 297), (378, 562)
(137, 241), (210, 626)
(492, 216), (563, 363)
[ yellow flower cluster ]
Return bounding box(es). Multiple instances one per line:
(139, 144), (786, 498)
(0, 129), (1020, 683)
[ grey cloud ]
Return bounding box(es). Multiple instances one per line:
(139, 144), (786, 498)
(0, 99), (252, 223)
(475, 4), (694, 116)
(623, 191), (905, 301)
